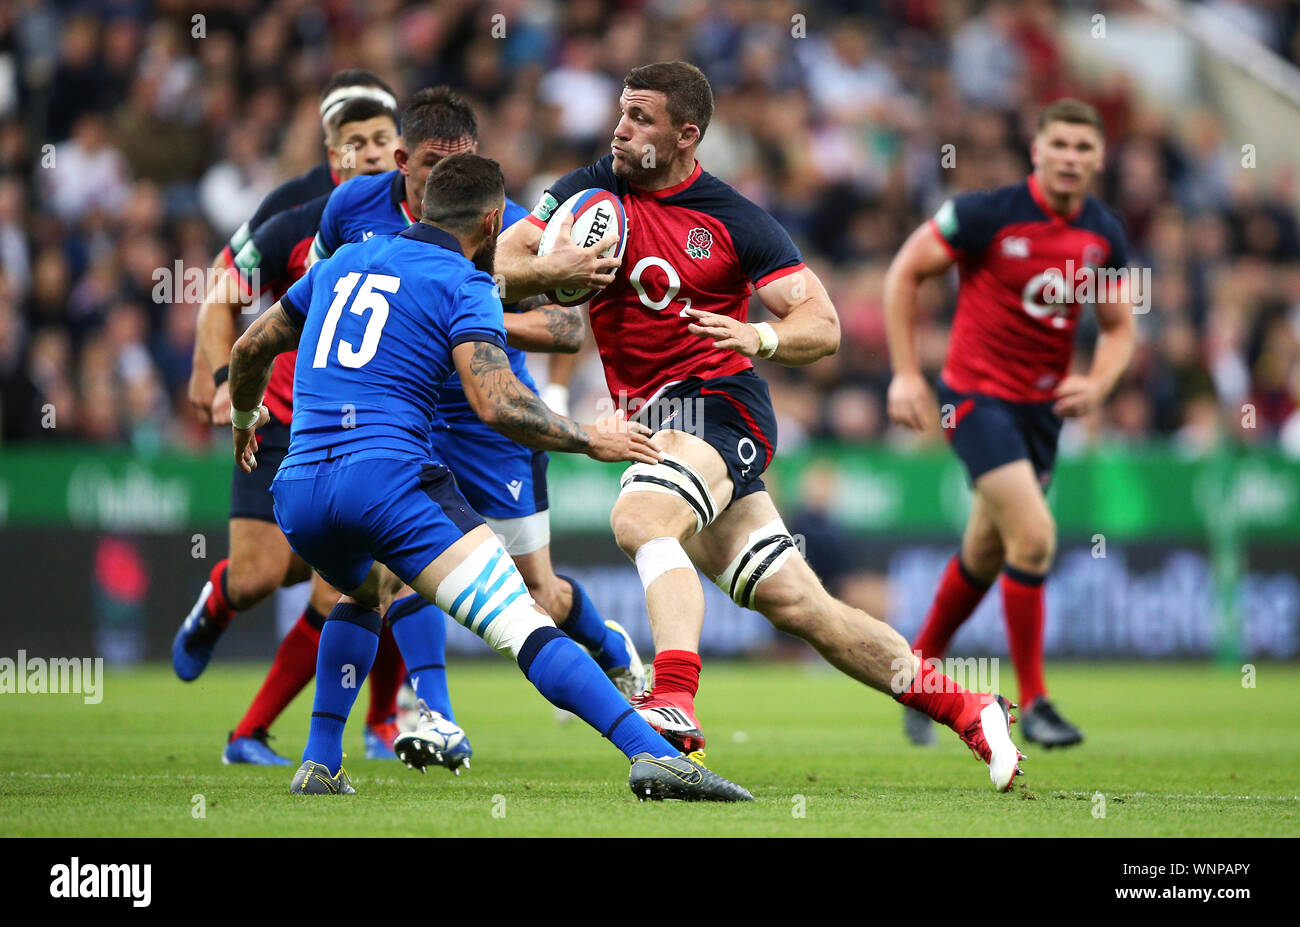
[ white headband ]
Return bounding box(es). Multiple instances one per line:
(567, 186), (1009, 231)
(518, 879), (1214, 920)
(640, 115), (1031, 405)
(319, 85), (399, 129)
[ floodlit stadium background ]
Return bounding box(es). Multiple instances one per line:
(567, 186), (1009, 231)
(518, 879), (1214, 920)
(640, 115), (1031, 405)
(1, 0), (1297, 665)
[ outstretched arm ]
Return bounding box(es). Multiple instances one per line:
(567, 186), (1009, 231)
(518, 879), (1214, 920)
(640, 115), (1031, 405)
(228, 303), (303, 472)
(503, 295), (584, 354)
(454, 340), (657, 464)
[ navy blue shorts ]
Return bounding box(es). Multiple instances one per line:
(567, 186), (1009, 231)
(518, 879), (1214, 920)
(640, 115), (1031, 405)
(937, 379), (1062, 486)
(271, 453), (484, 592)
(432, 419), (549, 519)
(229, 420), (291, 522)
(639, 370), (779, 502)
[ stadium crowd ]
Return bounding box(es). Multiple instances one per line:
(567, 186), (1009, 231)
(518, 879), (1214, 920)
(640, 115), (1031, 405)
(1, 0), (1298, 456)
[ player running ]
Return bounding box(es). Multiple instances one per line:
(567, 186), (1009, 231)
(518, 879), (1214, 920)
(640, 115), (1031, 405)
(228, 153), (751, 801)
(175, 96), (419, 765)
(497, 61), (1024, 791)
(884, 98), (1136, 748)
(310, 87), (649, 709)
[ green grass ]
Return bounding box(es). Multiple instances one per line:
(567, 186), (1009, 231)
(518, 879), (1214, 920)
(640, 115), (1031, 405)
(1, 661), (1297, 836)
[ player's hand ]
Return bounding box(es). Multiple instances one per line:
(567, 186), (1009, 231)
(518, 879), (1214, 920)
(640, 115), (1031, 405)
(188, 362), (215, 424)
(887, 371), (938, 431)
(543, 212), (622, 291)
(1053, 374), (1102, 418)
(585, 408), (662, 464)
(685, 308), (759, 356)
(233, 405), (271, 473)
(210, 380), (231, 426)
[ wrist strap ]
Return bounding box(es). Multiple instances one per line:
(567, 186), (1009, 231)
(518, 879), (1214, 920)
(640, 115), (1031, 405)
(213, 365), (230, 387)
(752, 322), (779, 359)
(231, 404), (263, 430)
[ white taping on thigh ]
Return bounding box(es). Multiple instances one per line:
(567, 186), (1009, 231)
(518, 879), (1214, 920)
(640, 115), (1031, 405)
(484, 510), (551, 557)
(434, 537), (550, 658)
(715, 517), (798, 609)
(634, 537), (694, 590)
(618, 452), (717, 534)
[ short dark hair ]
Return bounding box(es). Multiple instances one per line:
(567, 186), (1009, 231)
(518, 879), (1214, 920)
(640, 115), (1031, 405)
(333, 98), (398, 134)
(401, 86), (478, 151)
(422, 153), (504, 234)
(322, 69), (395, 100)
(624, 61), (714, 140)
(1037, 98), (1105, 137)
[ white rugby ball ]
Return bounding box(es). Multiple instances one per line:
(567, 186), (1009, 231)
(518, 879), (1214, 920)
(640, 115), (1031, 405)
(536, 188), (628, 306)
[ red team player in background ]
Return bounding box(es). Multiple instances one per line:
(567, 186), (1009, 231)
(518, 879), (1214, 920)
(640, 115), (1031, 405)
(885, 98), (1137, 748)
(498, 61), (1024, 791)
(174, 73), (409, 764)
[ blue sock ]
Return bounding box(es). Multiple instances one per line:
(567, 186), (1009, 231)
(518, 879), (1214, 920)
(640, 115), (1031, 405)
(518, 627), (674, 759)
(303, 602), (382, 773)
(555, 574), (629, 672)
(387, 593), (455, 722)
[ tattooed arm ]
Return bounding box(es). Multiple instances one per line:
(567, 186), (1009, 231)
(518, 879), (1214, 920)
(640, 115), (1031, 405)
(453, 340), (658, 464)
(502, 295), (585, 353)
(229, 302), (304, 472)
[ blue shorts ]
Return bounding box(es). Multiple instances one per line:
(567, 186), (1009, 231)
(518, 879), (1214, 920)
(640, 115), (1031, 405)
(639, 370), (779, 502)
(270, 453), (484, 592)
(229, 421), (291, 522)
(433, 419), (549, 519)
(937, 379), (1063, 486)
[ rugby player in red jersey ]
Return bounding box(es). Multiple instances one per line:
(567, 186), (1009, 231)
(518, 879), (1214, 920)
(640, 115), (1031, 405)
(885, 98), (1136, 748)
(497, 61), (1024, 791)
(174, 83), (411, 765)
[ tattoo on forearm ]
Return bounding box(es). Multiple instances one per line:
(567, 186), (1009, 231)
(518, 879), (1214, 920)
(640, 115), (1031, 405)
(539, 303), (583, 352)
(229, 304), (303, 411)
(469, 341), (589, 451)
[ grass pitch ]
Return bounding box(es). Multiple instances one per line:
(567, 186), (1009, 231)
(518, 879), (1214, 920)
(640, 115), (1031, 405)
(1, 661), (1297, 837)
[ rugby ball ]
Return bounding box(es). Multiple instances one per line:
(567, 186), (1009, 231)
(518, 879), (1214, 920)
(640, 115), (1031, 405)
(536, 188), (627, 306)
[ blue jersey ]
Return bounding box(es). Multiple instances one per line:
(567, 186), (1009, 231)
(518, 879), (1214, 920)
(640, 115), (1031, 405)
(279, 222), (507, 467)
(313, 170), (537, 422)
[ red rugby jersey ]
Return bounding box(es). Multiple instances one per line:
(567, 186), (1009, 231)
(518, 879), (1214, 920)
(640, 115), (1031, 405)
(930, 174), (1130, 403)
(229, 195), (329, 425)
(527, 156), (805, 406)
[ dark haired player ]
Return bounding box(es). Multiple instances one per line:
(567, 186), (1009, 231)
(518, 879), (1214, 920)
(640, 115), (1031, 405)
(497, 61), (1024, 791)
(228, 153), (750, 801)
(174, 79), (410, 765)
(310, 87), (649, 742)
(885, 98), (1136, 748)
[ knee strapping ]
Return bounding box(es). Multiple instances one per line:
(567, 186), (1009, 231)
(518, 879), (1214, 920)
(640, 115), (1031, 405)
(619, 453), (718, 533)
(435, 538), (552, 659)
(715, 518), (797, 609)
(634, 537), (694, 589)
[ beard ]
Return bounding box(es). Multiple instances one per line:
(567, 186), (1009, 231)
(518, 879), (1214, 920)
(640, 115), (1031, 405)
(471, 231), (497, 276)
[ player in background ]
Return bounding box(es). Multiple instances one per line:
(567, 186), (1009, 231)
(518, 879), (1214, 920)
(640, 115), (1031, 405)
(229, 154), (752, 801)
(311, 87), (649, 717)
(174, 79), (410, 765)
(497, 61), (1023, 791)
(884, 98), (1136, 748)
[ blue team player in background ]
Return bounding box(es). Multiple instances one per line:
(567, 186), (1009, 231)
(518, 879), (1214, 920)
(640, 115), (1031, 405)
(227, 153), (751, 801)
(310, 88), (647, 741)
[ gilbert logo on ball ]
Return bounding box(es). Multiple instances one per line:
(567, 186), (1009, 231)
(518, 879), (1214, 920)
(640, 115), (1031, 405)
(536, 188), (627, 306)
(685, 227), (713, 260)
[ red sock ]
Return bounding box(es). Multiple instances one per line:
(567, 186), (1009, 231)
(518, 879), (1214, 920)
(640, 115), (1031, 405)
(231, 608), (323, 740)
(896, 657), (985, 729)
(366, 624), (406, 727)
(1001, 567), (1047, 708)
(912, 555), (990, 661)
(651, 650), (701, 699)
(205, 558), (236, 630)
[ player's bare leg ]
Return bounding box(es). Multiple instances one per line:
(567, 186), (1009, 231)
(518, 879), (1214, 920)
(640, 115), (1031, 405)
(905, 493), (1005, 744)
(690, 490), (1022, 790)
(973, 460), (1082, 747)
(610, 430), (732, 750)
